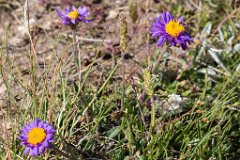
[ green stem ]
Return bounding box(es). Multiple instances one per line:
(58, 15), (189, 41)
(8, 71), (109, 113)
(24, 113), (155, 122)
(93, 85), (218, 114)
(152, 45), (167, 74)
(149, 44), (167, 138)
(150, 97), (155, 136)
(121, 51), (125, 110)
(72, 25), (81, 83)
(72, 25), (77, 57)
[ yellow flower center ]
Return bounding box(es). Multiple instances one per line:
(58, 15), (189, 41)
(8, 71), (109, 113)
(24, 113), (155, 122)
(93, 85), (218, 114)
(27, 128), (46, 145)
(68, 10), (79, 20)
(165, 20), (185, 37)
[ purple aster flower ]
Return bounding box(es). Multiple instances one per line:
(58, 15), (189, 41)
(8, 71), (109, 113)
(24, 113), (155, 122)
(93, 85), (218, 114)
(151, 12), (192, 50)
(56, 6), (91, 26)
(18, 118), (55, 157)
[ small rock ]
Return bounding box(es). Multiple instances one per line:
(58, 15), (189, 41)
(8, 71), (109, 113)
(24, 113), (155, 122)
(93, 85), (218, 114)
(106, 10), (119, 20)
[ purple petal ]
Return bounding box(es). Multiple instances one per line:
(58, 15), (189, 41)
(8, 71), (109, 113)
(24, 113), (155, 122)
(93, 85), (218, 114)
(178, 16), (184, 23)
(30, 147), (38, 156)
(25, 125), (32, 132)
(39, 146), (45, 154)
(152, 31), (163, 37)
(155, 17), (163, 26)
(161, 12), (167, 24)
(71, 6), (76, 10)
(23, 147), (30, 154)
(166, 12), (174, 22)
(157, 37), (166, 46)
(64, 8), (71, 14)
(43, 122), (49, 128)
(71, 19), (76, 24)
(38, 121), (44, 128)
(46, 126), (54, 132)
(46, 135), (54, 141)
(82, 19), (92, 23)
(43, 141), (50, 148)
(29, 122), (35, 128)
(181, 35), (192, 41)
(154, 17), (160, 24)
(56, 9), (67, 19)
(34, 118), (40, 126)
(78, 7), (89, 16)
(181, 44), (187, 50)
(171, 41), (176, 46)
(63, 20), (70, 25)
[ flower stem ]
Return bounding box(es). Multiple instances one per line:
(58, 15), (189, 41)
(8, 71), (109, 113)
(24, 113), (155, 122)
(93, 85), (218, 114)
(152, 45), (167, 74)
(149, 44), (167, 139)
(72, 25), (81, 82)
(121, 51), (125, 110)
(72, 25), (77, 55)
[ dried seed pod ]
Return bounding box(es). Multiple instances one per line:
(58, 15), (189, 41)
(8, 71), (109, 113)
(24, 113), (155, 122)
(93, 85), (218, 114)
(119, 12), (128, 53)
(143, 69), (153, 97)
(129, 2), (138, 23)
